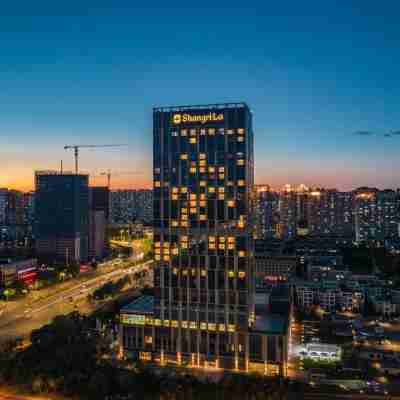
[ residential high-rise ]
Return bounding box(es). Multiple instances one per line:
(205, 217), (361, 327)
(120, 103), (289, 376)
(355, 188), (399, 243)
(35, 171), (89, 263)
(110, 189), (152, 224)
(254, 185), (280, 239)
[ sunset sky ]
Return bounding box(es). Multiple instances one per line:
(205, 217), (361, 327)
(0, 1), (399, 192)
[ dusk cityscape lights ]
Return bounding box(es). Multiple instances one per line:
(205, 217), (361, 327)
(0, 2), (400, 400)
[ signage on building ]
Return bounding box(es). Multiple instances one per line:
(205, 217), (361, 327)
(172, 112), (224, 125)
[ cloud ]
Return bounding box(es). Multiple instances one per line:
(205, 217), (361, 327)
(353, 130), (375, 136)
(390, 130), (400, 136)
(384, 133), (392, 138)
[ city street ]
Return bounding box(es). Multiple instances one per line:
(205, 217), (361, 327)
(0, 259), (152, 343)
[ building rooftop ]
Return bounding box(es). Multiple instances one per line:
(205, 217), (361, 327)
(121, 295), (154, 315)
(253, 313), (288, 335)
(153, 102), (249, 112)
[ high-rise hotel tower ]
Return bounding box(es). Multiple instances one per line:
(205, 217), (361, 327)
(120, 103), (289, 375)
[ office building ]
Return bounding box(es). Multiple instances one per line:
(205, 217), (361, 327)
(120, 103), (289, 376)
(35, 171), (89, 263)
(89, 186), (110, 221)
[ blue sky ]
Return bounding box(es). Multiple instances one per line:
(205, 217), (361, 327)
(0, 1), (399, 190)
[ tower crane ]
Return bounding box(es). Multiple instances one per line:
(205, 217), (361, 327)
(63, 144), (127, 174)
(100, 170), (143, 188)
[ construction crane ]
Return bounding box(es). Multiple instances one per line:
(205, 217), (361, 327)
(100, 170), (143, 188)
(64, 144), (127, 174)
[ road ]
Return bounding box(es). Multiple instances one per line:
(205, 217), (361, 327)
(0, 259), (153, 343)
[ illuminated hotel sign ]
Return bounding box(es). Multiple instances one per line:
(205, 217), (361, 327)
(172, 112), (224, 125)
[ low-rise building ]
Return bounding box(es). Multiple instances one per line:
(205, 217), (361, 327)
(0, 258), (38, 286)
(254, 254), (297, 281)
(119, 295), (290, 376)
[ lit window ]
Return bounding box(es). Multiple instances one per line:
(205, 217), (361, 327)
(199, 167), (206, 173)
(200, 322), (207, 330)
(190, 321), (197, 329)
(154, 181), (161, 187)
(237, 180), (245, 186)
(172, 187), (178, 193)
(181, 129), (187, 136)
(200, 129), (206, 135)
(199, 160), (206, 166)
(155, 248), (161, 255)
(180, 187), (187, 193)
(228, 270), (235, 278)
(218, 187), (224, 193)
(208, 166), (215, 173)
(190, 129), (196, 136)
(181, 221), (188, 227)
(163, 320), (170, 327)
(201, 269), (207, 277)
(200, 181), (206, 186)
(218, 194), (225, 200)
(238, 271), (246, 279)
(209, 243), (216, 250)
(208, 128), (215, 135)
(228, 237), (235, 243)
(182, 269), (188, 276)
(172, 194), (178, 200)
(155, 255), (161, 260)
(228, 244), (235, 250)
(227, 200), (235, 207)
(228, 324), (235, 332)
(189, 137), (197, 144)
(199, 214), (206, 221)
(155, 242), (161, 247)
(199, 200), (206, 207)
(237, 136), (244, 142)
(237, 159), (245, 166)
(145, 336), (153, 344)
(163, 255), (170, 261)
(208, 323), (216, 331)
(182, 321), (188, 328)
(238, 128), (245, 135)
(190, 167), (196, 174)
(190, 200), (197, 207)
(218, 174), (225, 180)
(227, 129), (234, 135)
(199, 153), (206, 159)
(208, 236), (215, 242)
(218, 324), (226, 332)
(190, 208), (197, 214)
(171, 320), (178, 328)
(181, 208), (188, 214)
(200, 193), (206, 200)
(180, 153), (188, 160)
(172, 248), (178, 255)
(171, 220), (179, 227)
(209, 187), (215, 193)
(218, 243), (225, 250)
(171, 131), (178, 137)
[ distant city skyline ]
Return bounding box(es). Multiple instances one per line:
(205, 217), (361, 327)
(1, 2), (399, 191)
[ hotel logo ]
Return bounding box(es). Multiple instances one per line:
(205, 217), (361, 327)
(172, 112), (224, 125)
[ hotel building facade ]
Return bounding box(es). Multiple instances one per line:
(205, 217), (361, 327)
(120, 103), (289, 375)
